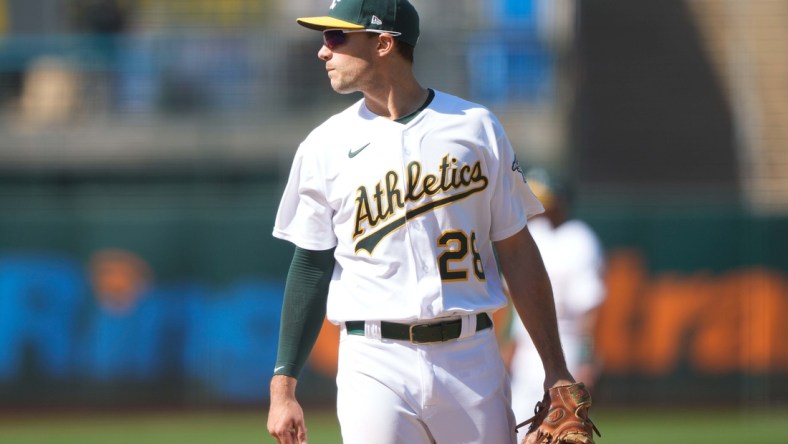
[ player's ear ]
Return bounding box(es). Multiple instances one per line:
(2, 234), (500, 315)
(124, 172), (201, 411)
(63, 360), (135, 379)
(376, 33), (396, 57)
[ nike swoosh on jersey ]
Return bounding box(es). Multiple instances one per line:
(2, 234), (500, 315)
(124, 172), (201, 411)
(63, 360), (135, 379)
(274, 366), (285, 373)
(348, 143), (371, 158)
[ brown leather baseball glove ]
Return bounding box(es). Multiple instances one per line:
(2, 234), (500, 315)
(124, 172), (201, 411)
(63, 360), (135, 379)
(516, 382), (601, 444)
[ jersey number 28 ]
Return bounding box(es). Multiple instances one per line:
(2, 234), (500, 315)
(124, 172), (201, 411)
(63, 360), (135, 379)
(437, 230), (486, 282)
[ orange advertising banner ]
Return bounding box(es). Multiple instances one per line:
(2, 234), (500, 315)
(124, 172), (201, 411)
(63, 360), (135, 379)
(597, 249), (788, 376)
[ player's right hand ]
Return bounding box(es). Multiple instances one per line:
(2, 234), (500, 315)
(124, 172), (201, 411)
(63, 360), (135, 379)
(268, 412), (307, 444)
(268, 375), (308, 444)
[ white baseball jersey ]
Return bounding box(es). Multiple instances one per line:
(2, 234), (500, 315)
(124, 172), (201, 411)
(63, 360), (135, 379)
(273, 89), (543, 324)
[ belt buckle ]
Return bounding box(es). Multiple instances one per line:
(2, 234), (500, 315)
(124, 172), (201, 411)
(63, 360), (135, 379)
(409, 320), (454, 344)
(408, 322), (433, 344)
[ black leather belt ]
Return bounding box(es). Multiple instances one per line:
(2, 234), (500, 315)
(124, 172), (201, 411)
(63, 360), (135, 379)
(345, 313), (492, 344)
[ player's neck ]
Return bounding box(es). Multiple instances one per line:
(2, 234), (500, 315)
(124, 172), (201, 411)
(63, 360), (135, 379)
(363, 74), (428, 121)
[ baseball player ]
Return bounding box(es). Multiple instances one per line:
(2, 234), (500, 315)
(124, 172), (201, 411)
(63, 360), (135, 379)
(266, 1), (596, 443)
(505, 171), (607, 443)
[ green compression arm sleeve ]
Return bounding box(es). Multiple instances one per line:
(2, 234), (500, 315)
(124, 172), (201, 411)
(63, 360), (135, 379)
(273, 246), (336, 378)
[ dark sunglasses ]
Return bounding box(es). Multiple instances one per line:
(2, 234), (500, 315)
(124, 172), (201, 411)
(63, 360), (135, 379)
(322, 28), (402, 50)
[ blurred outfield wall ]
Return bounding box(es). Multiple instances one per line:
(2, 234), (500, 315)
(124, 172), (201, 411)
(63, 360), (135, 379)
(0, 0), (786, 408)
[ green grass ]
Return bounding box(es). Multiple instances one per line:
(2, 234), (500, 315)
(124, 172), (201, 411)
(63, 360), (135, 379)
(0, 410), (340, 444)
(0, 407), (786, 443)
(592, 408), (788, 444)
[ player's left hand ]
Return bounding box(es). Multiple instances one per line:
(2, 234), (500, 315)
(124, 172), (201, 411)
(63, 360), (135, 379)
(517, 382), (601, 444)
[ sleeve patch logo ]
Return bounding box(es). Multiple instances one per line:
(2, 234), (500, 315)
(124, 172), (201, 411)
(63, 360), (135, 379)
(512, 156), (528, 183)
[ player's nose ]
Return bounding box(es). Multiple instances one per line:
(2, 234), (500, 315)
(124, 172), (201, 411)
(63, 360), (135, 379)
(318, 45), (332, 61)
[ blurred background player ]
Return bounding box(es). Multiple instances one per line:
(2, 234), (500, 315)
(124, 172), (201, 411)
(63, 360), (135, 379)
(503, 169), (607, 443)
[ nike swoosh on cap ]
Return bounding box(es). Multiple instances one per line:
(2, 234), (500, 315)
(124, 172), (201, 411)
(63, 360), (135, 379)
(348, 143), (371, 158)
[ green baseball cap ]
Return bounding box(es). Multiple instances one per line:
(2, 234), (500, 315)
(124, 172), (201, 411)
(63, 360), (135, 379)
(297, 0), (420, 47)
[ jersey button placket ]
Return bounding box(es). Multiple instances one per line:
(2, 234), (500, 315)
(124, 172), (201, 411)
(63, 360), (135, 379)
(401, 131), (432, 280)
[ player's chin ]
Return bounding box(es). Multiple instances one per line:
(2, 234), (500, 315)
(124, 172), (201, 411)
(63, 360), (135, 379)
(329, 81), (357, 95)
(327, 72), (363, 94)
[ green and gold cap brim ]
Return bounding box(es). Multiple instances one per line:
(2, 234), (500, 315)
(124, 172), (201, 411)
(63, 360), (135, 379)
(296, 0), (419, 47)
(296, 16), (365, 31)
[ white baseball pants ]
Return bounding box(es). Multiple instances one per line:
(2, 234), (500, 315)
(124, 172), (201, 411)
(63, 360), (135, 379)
(336, 321), (517, 444)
